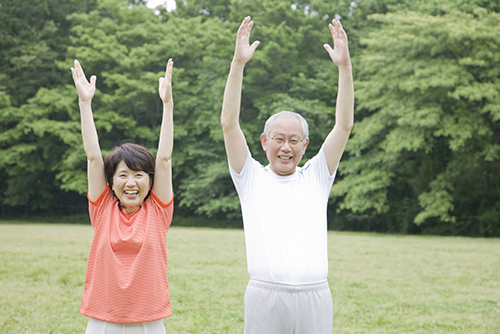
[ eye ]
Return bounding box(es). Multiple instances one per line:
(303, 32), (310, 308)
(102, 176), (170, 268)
(289, 139), (300, 145)
(273, 137), (285, 144)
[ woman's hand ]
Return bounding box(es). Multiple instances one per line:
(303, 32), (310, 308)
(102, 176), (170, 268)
(71, 60), (96, 102)
(159, 58), (174, 104)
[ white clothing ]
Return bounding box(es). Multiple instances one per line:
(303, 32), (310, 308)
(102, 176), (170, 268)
(243, 278), (333, 334)
(229, 148), (336, 284)
(85, 319), (166, 334)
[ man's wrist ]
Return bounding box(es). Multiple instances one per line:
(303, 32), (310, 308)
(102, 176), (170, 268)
(231, 59), (247, 69)
(337, 62), (352, 72)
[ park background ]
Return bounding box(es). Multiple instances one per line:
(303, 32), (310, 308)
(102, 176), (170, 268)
(1, 1), (499, 333)
(1, 0), (500, 235)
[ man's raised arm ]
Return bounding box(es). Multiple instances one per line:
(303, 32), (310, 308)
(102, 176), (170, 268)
(322, 19), (355, 175)
(221, 16), (260, 174)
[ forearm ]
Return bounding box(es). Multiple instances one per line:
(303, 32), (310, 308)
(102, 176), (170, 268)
(157, 101), (174, 161)
(221, 61), (246, 132)
(154, 101), (174, 203)
(335, 64), (354, 132)
(79, 100), (102, 161)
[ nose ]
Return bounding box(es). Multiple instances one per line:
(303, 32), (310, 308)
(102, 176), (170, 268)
(281, 140), (292, 151)
(125, 176), (136, 186)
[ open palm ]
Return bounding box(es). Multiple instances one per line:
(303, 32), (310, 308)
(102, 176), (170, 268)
(233, 16), (260, 64)
(71, 60), (96, 102)
(323, 20), (351, 68)
(159, 58), (173, 104)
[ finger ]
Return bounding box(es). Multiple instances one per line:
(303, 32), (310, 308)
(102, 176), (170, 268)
(165, 59), (173, 74)
(75, 60), (89, 83)
(90, 75), (97, 86)
(336, 19), (344, 30)
(165, 59), (170, 79)
(339, 26), (348, 41)
(243, 17), (253, 37)
(328, 23), (334, 35)
(335, 21), (348, 41)
(74, 59), (83, 77)
(323, 44), (333, 54)
(72, 60), (80, 80)
(332, 20), (340, 40)
(238, 16), (250, 35)
(250, 40), (260, 52)
(166, 59), (173, 82)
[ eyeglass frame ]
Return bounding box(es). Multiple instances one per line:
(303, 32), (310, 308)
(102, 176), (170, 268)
(269, 135), (306, 147)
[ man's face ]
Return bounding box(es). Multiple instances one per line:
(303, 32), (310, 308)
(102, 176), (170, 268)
(261, 114), (309, 176)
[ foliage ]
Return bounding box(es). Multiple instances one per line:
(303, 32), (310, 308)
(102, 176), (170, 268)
(0, 0), (97, 209)
(1, 0), (499, 235)
(333, 7), (500, 236)
(0, 0), (97, 107)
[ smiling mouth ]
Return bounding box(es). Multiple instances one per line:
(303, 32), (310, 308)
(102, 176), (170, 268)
(124, 190), (139, 197)
(279, 156), (292, 160)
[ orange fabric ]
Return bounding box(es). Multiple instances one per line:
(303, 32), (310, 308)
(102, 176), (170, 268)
(80, 185), (174, 323)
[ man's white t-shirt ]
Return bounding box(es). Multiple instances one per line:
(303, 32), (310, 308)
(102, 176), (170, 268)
(229, 147), (336, 284)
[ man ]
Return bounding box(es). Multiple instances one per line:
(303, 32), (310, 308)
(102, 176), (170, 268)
(221, 16), (354, 334)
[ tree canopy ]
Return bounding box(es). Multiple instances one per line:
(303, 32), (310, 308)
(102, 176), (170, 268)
(1, 0), (499, 236)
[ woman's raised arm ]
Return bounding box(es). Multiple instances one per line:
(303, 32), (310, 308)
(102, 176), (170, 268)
(154, 59), (174, 204)
(71, 60), (106, 201)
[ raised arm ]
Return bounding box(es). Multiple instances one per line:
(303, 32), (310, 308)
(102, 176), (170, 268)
(221, 16), (260, 174)
(155, 58), (174, 204)
(71, 60), (106, 201)
(322, 19), (354, 175)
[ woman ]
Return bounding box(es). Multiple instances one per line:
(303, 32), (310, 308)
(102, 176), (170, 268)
(71, 58), (174, 333)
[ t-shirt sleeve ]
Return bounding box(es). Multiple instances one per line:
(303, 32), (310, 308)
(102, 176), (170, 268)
(150, 188), (174, 230)
(228, 149), (259, 201)
(87, 185), (113, 231)
(304, 147), (336, 197)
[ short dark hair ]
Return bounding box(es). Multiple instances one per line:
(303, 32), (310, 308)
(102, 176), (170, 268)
(104, 143), (155, 192)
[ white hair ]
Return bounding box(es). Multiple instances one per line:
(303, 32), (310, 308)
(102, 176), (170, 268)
(262, 111), (309, 141)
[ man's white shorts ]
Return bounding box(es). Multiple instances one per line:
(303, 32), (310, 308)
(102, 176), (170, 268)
(244, 278), (333, 334)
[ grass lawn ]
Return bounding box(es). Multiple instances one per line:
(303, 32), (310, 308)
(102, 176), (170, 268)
(0, 223), (498, 333)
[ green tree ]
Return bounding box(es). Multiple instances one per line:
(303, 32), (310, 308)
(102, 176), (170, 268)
(333, 8), (500, 236)
(0, 0), (98, 210)
(0, 0), (97, 107)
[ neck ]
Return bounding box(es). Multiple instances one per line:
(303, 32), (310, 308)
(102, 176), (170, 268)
(119, 203), (140, 215)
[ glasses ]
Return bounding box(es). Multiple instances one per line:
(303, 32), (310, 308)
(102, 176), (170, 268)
(270, 136), (304, 147)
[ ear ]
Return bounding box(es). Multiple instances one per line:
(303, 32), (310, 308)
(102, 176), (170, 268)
(302, 138), (310, 155)
(260, 133), (268, 151)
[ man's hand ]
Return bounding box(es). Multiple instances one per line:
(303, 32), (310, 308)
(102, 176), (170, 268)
(71, 60), (96, 103)
(323, 20), (351, 68)
(159, 58), (174, 104)
(233, 16), (260, 64)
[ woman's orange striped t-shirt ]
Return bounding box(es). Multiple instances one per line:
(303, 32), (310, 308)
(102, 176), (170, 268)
(80, 185), (174, 323)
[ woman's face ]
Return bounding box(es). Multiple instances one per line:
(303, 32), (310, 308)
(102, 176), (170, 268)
(112, 160), (152, 215)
